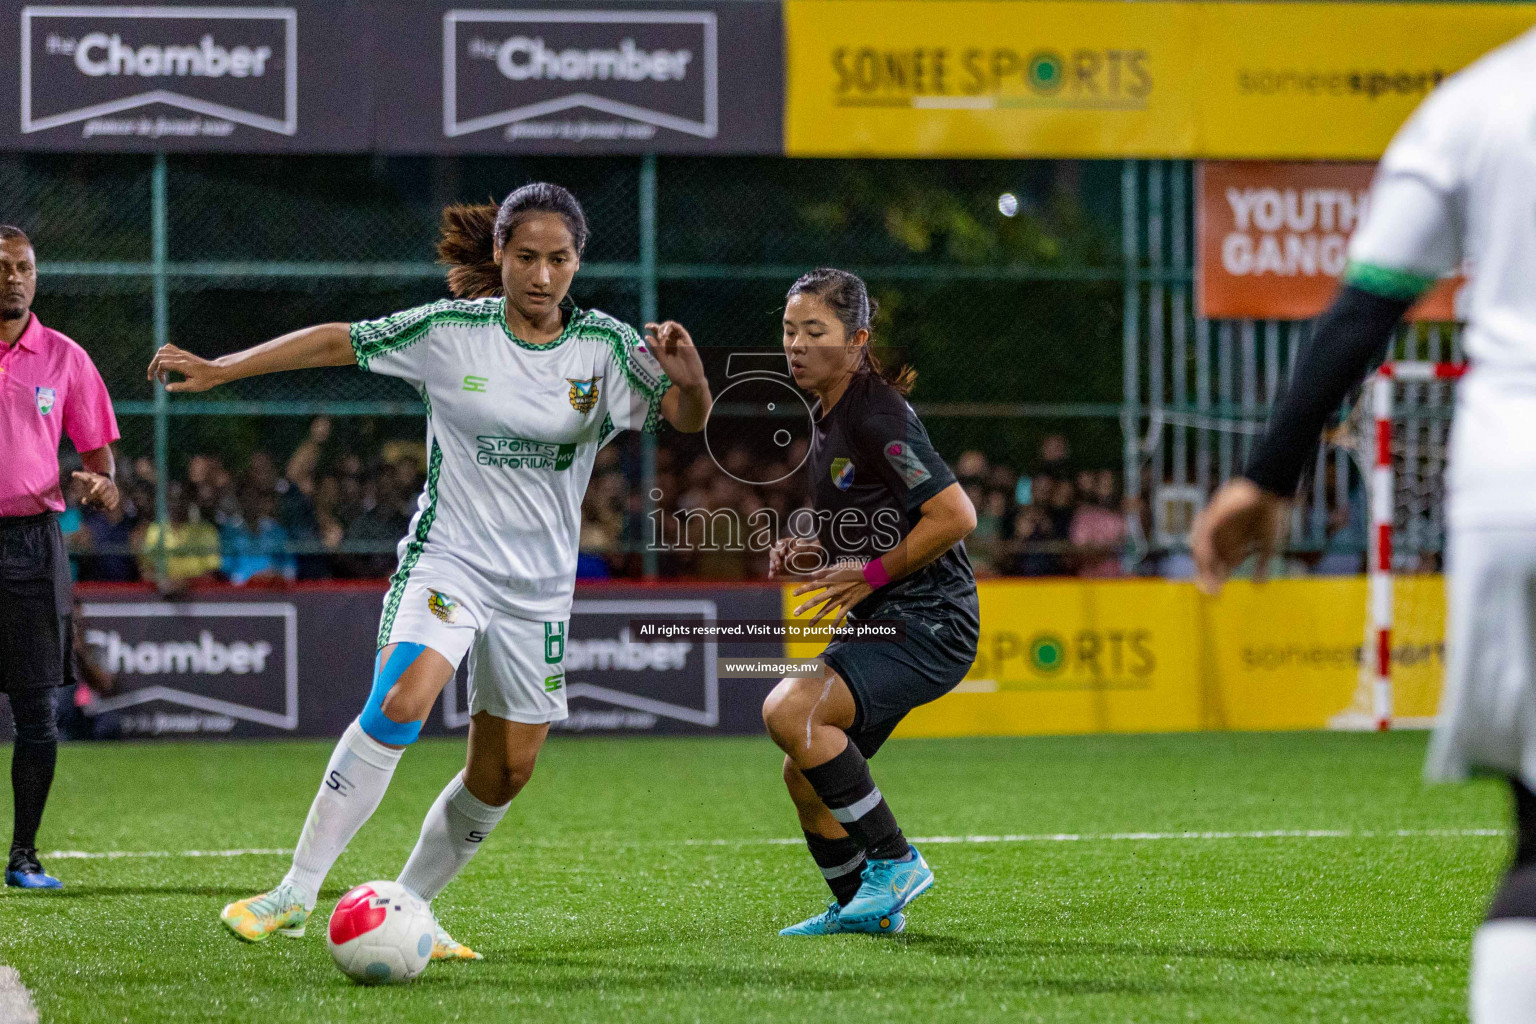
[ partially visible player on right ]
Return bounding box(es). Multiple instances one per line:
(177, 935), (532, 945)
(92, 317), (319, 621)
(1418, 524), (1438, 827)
(1191, 27), (1536, 1024)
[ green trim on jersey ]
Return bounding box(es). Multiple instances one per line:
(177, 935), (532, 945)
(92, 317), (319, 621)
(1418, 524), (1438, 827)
(498, 297), (576, 352)
(1344, 261), (1437, 303)
(565, 309), (672, 435)
(351, 298), (502, 370)
(351, 297), (670, 435)
(377, 436), (444, 649)
(351, 298), (504, 371)
(642, 390), (666, 436)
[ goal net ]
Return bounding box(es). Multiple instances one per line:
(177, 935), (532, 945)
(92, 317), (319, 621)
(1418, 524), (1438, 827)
(1329, 361), (1463, 731)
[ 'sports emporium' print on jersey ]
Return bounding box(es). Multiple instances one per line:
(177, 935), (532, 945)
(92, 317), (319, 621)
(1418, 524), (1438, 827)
(476, 436), (577, 470)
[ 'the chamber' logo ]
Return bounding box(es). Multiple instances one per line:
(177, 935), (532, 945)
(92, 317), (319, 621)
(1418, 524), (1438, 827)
(79, 601), (299, 731)
(21, 6), (297, 138)
(443, 9), (718, 143)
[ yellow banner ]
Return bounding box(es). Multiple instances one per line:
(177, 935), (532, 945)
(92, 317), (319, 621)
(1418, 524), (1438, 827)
(784, 1), (1536, 158)
(1198, 3), (1535, 159)
(783, 576), (1446, 737)
(785, 0), (1199, 158)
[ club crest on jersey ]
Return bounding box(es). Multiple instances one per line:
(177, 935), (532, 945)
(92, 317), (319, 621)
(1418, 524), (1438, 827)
(566, 376), (601, 414)
(830, 457), (856, 490)
(427, 589), (459, 624)
(884, 441), (932, 488)
(34, 386), (55, 416)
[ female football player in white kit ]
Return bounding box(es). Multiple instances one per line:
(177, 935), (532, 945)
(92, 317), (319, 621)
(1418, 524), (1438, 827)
(148, 183), (711, 958)
(1192, 28), (1536, 1024)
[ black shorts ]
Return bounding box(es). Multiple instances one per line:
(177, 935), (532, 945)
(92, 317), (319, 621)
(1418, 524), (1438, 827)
(822, 603), (979, 758)
(0, 513), (73, 695)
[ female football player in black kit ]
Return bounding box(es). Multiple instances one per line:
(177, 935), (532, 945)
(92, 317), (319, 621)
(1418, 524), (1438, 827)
(764, 268), (979, 936)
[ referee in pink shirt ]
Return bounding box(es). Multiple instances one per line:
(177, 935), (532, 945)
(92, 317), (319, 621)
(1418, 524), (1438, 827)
(0, 225), (120, 890)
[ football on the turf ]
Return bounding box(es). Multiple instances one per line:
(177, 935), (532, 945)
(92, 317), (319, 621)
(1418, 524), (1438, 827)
(326, 881), (435, 985)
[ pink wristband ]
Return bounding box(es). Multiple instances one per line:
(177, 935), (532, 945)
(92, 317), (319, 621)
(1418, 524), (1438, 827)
(862, 558), (892, 588)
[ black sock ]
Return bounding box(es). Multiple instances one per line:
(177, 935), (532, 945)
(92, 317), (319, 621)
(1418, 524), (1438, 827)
(804, 831), (865, 906)
(800, 739), (910, 862)
(1488, 777), (1536, 921)
(9, 689), (58, 856)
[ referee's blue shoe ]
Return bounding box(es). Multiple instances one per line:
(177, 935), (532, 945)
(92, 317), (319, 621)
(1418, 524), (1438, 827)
(838, 847), (932, 927)
(6, 849), (61, 890)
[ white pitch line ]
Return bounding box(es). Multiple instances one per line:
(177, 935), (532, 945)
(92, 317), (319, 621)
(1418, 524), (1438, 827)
(41, 828), (1508, 861)
(47, 848), (292, 860)
(0, 967), (38, 1024)
(685, 827), (1507, 847)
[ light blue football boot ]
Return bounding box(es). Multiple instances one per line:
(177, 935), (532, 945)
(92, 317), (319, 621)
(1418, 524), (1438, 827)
(779, 900), (905, 936)
(838, 846), (933, 927)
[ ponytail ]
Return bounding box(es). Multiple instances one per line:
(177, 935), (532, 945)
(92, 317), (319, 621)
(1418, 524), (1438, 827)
(437, 203), (501, 299)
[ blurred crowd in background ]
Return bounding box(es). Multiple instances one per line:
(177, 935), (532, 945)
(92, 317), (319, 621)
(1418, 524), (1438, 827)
(62, 418), (1367, 591)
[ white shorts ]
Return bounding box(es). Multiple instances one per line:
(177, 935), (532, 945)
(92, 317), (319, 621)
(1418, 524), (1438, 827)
(378, 554), (568, 725)
(1427, 525), (1536, 789)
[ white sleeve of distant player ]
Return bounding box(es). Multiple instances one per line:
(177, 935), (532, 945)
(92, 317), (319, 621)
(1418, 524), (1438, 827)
(1349, 174), (1461, 279)
(603, 325), (672, 439)
(1349, 86), (1470, 278)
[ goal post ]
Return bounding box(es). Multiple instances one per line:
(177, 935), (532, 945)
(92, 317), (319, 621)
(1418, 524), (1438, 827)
(1331, 361), (1464, 732)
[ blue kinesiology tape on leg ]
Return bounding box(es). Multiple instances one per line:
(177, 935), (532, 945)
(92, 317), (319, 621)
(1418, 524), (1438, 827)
(359, 642), (427, 745)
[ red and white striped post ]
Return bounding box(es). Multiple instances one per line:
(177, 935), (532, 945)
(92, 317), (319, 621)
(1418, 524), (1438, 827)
(1368, 362), (1466, 731)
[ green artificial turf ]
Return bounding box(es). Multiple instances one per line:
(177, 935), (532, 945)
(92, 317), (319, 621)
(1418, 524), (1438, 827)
(0, 731), (1511, 1023)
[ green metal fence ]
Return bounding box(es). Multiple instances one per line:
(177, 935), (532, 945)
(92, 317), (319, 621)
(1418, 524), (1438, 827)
(12, 151), (1179, 578)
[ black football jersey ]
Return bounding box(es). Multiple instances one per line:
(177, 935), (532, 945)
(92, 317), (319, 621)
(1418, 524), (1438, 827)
(805, 371), (977, 621)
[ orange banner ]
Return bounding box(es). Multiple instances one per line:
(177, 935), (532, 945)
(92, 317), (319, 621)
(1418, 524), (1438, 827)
(1197, 161), (1460, 321)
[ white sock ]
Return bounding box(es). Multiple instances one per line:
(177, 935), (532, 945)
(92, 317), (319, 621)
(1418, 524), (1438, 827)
(1471, 920), (1536, 1023)
(396, 773), (510, 903)
(280, 719), (404, 909)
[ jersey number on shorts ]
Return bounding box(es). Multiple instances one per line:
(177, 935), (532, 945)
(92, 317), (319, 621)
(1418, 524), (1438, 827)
(544, 621), (566, 664)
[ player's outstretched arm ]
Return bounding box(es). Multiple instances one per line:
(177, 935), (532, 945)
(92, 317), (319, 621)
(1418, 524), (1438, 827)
(646, 320), (711, 433)
(148, 322), (355, 392)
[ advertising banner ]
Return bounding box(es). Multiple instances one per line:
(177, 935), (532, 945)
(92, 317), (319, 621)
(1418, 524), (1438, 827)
(5, 576), (1445, 741)
(371, 1), (783, 154)
(0, 2), (374, 152)
(1202, 574), (1444, 731)
(784, 0), (1535, 159)
(787, 579), (1212, 736)
(784, 576), (1445, 740)
(5, 2), (1528, 157)
(1197, 3), (1535, 160)
(784, 0), (1200, 158)
(1197, 161), (1462, 321)
(41, 583), (784, 740)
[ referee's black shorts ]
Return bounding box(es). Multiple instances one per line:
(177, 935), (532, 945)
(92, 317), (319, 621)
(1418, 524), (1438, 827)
(0, 513), (73, 695)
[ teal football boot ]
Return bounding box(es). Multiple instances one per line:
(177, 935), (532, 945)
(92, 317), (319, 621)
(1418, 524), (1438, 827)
(839, 846), (933, 927)
(779, 900), (905, 936)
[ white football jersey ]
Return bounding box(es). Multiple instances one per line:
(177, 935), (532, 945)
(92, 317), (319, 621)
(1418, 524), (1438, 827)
(1348, 27), (1536, 526)
(350, 297), (669, 620)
